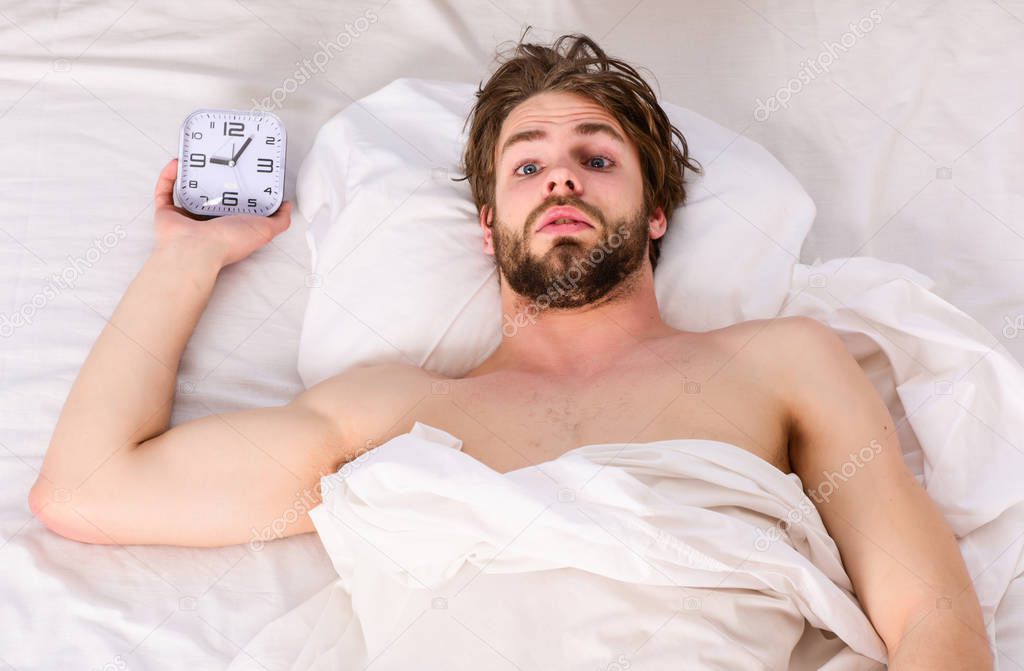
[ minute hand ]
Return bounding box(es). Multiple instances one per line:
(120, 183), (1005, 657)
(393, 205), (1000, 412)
(231, 136), (253, 163)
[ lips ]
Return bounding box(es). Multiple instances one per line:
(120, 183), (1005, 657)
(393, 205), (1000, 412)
(535, 206), (593, 232)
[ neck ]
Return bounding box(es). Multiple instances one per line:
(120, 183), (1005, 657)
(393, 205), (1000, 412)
(472, 265), (680, 379)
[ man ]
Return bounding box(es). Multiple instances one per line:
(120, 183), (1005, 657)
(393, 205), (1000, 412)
(30, 33), (991, 668)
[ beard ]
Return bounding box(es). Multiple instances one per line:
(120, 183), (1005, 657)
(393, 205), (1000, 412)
(489, 197), (651, 310)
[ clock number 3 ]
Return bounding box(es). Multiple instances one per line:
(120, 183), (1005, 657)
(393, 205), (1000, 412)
(257, 158), (274, 173)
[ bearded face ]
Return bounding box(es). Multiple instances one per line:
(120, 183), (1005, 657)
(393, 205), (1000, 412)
(483, 91), (664, 309)
(489, 195), (651, 309)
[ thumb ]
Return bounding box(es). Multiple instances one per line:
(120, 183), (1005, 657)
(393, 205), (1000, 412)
(269, 200), (293, 234)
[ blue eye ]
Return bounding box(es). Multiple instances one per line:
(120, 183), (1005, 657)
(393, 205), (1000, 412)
(516, 155), (610, 177)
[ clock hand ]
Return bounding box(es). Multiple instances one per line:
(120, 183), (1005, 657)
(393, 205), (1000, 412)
(211, 142), (242, 166)
(206, 138), (252, 167)
(207, 136), (236, 165)
(231, 136), (253, 163)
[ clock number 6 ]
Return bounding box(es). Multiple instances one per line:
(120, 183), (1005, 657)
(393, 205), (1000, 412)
(222, 191), (238, 206)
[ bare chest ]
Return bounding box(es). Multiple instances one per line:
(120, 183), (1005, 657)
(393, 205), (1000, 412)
(410, 344), (792, 476)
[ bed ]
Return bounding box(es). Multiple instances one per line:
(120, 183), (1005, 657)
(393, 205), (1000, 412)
(1, 1), (1022, 668)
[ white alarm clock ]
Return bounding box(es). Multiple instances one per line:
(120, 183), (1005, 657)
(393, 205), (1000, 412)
(175, 108), (287, 218)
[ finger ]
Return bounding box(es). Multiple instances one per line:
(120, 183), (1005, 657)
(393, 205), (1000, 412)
(154, 158), (179, 209)
(268, 200), (293, 235)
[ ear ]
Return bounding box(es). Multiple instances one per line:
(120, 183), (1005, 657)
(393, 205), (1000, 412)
(480, 204), (495, 255)
(648, 206), (668, 240)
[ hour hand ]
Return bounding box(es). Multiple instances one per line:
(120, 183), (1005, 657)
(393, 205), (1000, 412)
(210, 156), (231, 165)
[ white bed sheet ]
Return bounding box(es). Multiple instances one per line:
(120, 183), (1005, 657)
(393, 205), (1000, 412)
(1, 1), (1022, 669)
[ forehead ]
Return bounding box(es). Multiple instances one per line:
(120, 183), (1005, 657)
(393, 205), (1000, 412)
(496, 90), (630, 159)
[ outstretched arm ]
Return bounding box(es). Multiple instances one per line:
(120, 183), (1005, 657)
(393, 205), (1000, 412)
(779, 316), (992, 669)
(28, 159), (350, 547)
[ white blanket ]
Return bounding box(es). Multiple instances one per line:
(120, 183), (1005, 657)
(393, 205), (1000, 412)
(230, 421), (888, 670)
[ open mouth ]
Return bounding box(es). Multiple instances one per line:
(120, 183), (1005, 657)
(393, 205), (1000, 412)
(535, 205), (595, 234)
(537, 218), (593, 234)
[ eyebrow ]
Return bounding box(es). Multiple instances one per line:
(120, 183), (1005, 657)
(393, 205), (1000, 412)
(499, 122), (627, 159)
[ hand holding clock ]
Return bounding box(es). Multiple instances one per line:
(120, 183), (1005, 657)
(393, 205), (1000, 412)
(154, 158), (292, 268)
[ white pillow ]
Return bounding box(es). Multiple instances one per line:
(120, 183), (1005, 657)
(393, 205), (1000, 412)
(295, 77), (815, 386)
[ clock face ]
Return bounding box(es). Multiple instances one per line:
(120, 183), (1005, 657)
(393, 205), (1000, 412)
(176, 108), (287, 218)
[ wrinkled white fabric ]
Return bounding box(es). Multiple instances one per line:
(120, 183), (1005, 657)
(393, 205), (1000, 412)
(230, 422), (888, 670)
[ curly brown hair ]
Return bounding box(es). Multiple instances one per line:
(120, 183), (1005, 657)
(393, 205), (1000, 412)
(456, 29), (702, 271)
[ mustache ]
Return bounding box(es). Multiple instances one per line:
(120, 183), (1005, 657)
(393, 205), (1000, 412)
(525, 197), (603, 234)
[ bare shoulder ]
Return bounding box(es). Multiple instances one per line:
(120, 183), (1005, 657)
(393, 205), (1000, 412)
(703, 314), (848, 416)
(715, 315), (859, 416)
(293, 362), (445, 457)
(707, 314), (815, 340)
(680, 315), (799, 370)
(709, 315), (839, 361)
(751, 315), (849, 365)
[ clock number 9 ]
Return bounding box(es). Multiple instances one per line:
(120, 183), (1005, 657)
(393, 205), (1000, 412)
(223, 191), (238, 206)
(189, 153), (206, 168)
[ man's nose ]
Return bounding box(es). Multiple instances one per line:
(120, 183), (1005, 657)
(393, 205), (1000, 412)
(544, 164), (581, 197)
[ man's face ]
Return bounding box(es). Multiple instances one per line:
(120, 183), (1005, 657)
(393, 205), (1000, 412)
(481, 90), (665, 309)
